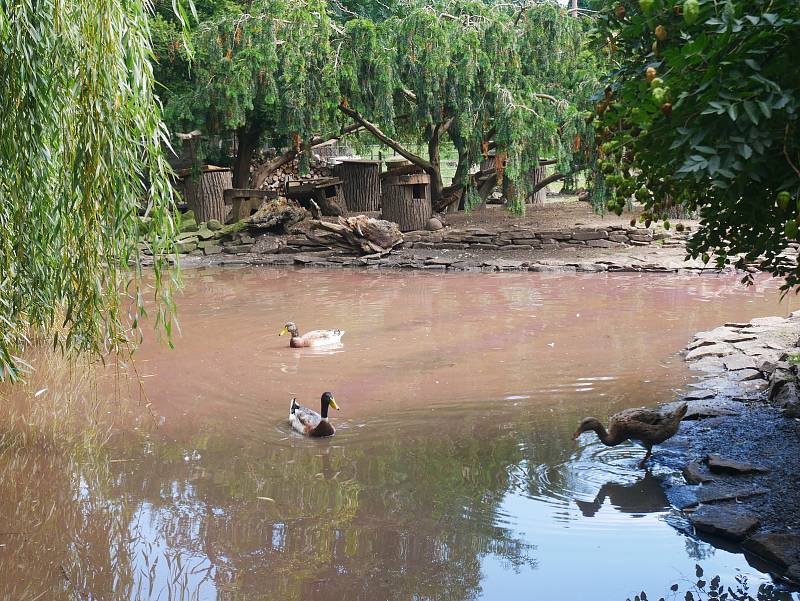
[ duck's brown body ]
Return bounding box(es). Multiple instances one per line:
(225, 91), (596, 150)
(279, 322), (344, 348)
(574, 403), (688, 467)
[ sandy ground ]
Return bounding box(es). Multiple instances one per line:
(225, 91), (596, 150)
(441, 194), (700, 232)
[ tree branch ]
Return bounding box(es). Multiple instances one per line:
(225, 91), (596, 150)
(338, 103), (434, 172)
(532, 171), (565, 193)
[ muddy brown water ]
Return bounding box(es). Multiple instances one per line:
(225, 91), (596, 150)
(3, 268), (800, 601)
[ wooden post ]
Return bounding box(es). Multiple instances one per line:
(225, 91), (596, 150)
(180, 166), (232, 223)
(381, 173), (432, 231)
(334, 159), (381, 212)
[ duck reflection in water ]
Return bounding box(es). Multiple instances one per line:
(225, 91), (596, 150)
(575, 472), (669, 517)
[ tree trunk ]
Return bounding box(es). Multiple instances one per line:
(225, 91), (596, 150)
(183, 168), (232, 223)
(526, 165), (548, 206)
(334, 160), (381, 212)
(381, 173), (432, 231)
(233, 124), (262, 189)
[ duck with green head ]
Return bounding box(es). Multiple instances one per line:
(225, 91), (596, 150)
(289, 392), (340, 437)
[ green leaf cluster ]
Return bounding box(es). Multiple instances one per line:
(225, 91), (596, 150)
(592, 0), (800, 286)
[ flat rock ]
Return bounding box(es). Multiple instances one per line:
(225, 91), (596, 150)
(750, 316), (787, 327)
(664, 399), (744, 420)
(691, 506), (760, 542)
(482, 259), (526, 270)
(723, 355), (758, 371)
(686, 344), (736, 361)
(684, 461), (715, 484)
(706, 454), (769, 475)
(694, 484), (769, 505)
(424, 257), (457, 266)
(744, 532), (800, 568)
(732, 368), (763, 382)
(684, 389), (716, 401)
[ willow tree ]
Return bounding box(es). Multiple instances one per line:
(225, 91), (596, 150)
(0, 0), (179, 380)
(337, 1), (588, 212)
(161, 0), (344, 188)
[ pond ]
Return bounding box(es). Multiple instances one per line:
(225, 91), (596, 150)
(2, 268), (799, 600)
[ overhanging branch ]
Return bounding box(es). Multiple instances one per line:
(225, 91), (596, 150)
(337, 103), (434, 172)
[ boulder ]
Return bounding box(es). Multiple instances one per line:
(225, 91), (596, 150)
(706, 454), (768, 475)
(206, 219), (223, 231)
(772, 381), (800, 407)
(691, 506), (760, 542)
(768, 368), (797, 402)
(425, 217), (443, 231)
(203, 245), (222, 255)
(744, 533), (800, 568)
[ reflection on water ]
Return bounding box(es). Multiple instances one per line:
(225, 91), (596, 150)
(2, 268), (799, 600)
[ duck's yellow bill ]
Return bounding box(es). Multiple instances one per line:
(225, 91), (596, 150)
(329, 398), (339, 410)
(278, 326), (288, 336)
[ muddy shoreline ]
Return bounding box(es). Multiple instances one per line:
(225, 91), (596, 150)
(659, 314), (800, 588)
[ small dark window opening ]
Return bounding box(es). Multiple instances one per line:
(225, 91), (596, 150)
(412, 184), (426, 199)
(325, 186), (337, 198)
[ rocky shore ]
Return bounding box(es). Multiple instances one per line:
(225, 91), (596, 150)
(659, 313), (800, 587)
(160, 218), (746, 275)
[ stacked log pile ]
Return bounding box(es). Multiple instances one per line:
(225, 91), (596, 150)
(251, 152), (332, 192)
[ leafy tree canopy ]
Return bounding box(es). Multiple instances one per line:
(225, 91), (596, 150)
(592, 0), (800, 286)
(156, 0), (596, 211)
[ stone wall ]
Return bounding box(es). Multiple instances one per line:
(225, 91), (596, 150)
(401, 225), (682, 251)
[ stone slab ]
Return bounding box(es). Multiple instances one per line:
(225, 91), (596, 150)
(706, 454), (769, 475)
(691, 506), (760, 542)
(744, 533), (800, 568)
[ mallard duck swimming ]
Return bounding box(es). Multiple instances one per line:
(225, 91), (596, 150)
(279, 322), (344, 348)
(573, 403), (688, 468)
(289, 392), (340, 437)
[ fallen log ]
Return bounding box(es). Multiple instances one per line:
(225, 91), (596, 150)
(306, 215), (403, 256)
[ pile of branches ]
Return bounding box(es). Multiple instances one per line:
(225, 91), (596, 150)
(306, 216), (403, 256)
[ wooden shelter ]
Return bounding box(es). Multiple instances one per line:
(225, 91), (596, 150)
(333, 159), (381, 212)
(381, 172), (432, 232)
(223, 188), (277, 223)
(284, 177), (348, 216)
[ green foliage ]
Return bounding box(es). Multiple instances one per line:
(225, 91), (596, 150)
(162, 0), (339, 152)
(592, 0), (800, 287)
(159, 0), (593, 208)
(341, 1), (590, 211)
(0, 0), (179, 380)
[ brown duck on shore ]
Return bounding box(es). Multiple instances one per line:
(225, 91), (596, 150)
(573, 403), (689, 468)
